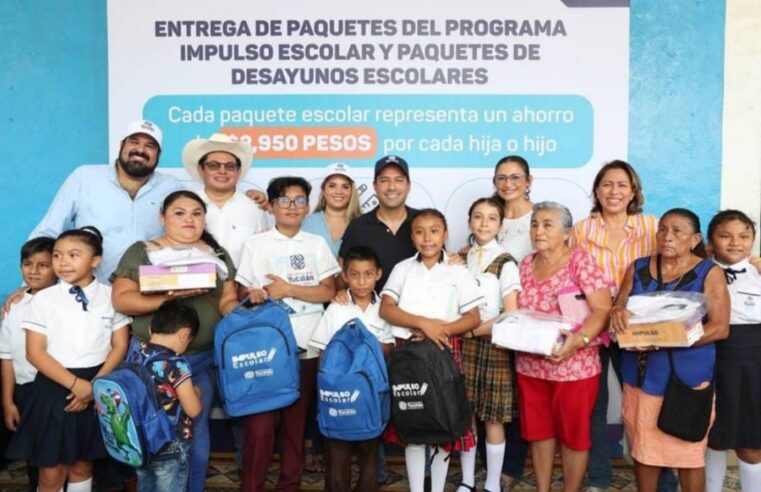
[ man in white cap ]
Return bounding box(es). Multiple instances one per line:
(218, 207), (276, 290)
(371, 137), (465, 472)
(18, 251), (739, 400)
(182, 133), (266, 266)
(29, 119), (182, 283)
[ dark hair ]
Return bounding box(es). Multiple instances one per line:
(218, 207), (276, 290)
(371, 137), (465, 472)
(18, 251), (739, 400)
(590, 160), (644, 215)
(494, 155), (530, 176)
(56, 226), (104, 256)
(492, 155), (531, 206)
(467, 197), (504, 245)
(21, 236), (55, 262)
(707, 209), (757, 242)
(412, 208), (448, 231)
(149, 299), (200, 340)
(119, 138), (162, 167)
(266, 176), (312, 203)
(342, 246), (381, 271)
(162, 190), (207, 214)
(199, 151), (241, 168)
(661, 208), (706, 258)
(160, 190), (224, 253)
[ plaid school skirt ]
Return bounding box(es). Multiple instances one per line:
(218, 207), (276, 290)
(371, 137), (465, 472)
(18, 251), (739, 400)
(461, 337), (515, 423)
(384, 336), (477, 452)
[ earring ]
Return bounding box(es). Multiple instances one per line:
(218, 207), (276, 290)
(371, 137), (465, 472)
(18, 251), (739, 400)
(525, 187), (531, 198)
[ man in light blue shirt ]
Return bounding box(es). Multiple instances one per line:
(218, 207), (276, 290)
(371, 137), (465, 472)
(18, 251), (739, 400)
(30, 120), (182, 282)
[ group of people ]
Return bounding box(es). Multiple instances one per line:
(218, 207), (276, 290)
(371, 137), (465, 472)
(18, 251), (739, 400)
(0, 119), (758, 492)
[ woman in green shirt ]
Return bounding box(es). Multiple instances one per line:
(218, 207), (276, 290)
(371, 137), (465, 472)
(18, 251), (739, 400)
(111, 190), (238, 492)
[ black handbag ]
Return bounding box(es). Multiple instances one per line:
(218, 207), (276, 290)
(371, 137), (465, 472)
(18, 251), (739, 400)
(656, 350), (714, 442)
(653, 255), (714, 442)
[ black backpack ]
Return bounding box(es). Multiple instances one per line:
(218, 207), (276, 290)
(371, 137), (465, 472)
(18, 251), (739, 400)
(388, 339), (471, 445)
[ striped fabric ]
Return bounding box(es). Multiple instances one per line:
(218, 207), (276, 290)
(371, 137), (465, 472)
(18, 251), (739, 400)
(571, 213), (658, 290)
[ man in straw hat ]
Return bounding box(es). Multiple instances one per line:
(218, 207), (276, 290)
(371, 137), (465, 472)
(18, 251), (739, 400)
(182, 133), (266, 267)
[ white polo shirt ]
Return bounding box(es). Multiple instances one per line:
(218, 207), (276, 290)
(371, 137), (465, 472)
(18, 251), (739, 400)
(236, 227), (341, 358)
(466, 239), (522, 319)
(715, 258), (761, 324)
(381, 253), (484, 339)
(0, 292), (38, 385)
(200, 190), (267, 267)
(309, 292), (394, 351)
(23, 281), (130, 368)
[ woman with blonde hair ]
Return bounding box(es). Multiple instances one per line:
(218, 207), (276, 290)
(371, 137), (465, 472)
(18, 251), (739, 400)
(303, 162), (362, 258)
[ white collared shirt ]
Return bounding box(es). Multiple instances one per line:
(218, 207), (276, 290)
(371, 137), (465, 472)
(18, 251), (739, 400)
(715, 258), (761, 324)
(0, 292), (38, 384)
(381, 253), (484, 339)
(236, 227), (341, 358)
(23, 280), (131, 368)
(199, 190), (266, 267)
(309, 293), (394, 351)
(466, 239), (522, 319)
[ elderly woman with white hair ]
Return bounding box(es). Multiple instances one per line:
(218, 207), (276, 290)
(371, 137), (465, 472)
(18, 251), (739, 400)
(515, 201), (612, 492)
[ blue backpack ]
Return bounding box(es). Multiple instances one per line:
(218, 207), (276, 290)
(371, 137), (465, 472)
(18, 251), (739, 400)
(93, 353), (176, 468)
(317, 318), (390, 441)
(214, 299), (300, 416)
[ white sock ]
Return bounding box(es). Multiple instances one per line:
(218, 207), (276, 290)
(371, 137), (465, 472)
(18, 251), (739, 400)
(704, 448), (727, 492)
(66, 477), (93, 492)
(457, 444), (477, 491)
(739, 458), (761, 491)
(485, 440), (506, 491)
(430, 446), (451, 492)
(405, 444), (427, 492)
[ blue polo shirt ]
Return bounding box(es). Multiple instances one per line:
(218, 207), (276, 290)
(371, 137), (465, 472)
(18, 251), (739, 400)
(30, 163), (182, 283)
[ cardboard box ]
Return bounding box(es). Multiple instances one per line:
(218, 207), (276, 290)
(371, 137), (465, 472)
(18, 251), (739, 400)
(139, 263), (216, 293)
(616, 320), (704, 348)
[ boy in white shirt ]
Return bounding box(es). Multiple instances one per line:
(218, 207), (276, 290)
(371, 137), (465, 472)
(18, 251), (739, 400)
(0, 237), (57, 491)
(310, 245), (393, 492)
(236, 176), (340, 492)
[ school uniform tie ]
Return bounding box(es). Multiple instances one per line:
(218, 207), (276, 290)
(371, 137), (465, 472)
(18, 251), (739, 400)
(723, 267), (746, 285)
(69, 285), (89, 311)
(476, 246), (486, 270)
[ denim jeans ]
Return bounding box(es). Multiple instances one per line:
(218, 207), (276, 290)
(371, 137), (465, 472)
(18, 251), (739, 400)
(127, 338), (215, 492)
(587, 346), (613, 487)
(137, 439), (191, 492)
(185, 350), (216, 492)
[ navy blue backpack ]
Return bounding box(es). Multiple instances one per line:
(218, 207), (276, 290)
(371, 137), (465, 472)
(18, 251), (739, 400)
(317, 318), (390, 441)
(214, 299), (300, 416)
(93, 354), (176, 468)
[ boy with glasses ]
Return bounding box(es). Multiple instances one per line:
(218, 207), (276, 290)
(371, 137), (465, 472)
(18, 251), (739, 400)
(236, 176), (340, 492)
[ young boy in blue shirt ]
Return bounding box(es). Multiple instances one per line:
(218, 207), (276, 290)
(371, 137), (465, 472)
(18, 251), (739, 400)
(133, 299), (202, 492)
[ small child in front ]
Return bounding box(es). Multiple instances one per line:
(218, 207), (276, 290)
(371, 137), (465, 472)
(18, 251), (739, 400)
(133, 299), (203, 492)
(309, 245), (394, 492)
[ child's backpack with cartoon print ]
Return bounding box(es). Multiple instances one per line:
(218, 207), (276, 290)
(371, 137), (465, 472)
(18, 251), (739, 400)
(214, 299), (300, 416)
(93, 354), (175, 468)
(317, 318), (390, 441)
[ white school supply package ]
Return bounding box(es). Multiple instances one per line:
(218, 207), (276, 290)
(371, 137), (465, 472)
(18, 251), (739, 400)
(492, 310), (573, 356)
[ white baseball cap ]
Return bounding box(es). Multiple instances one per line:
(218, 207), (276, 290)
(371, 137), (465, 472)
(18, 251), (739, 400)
(122, 119), (163, 148)
(324, 162), (353, 181)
